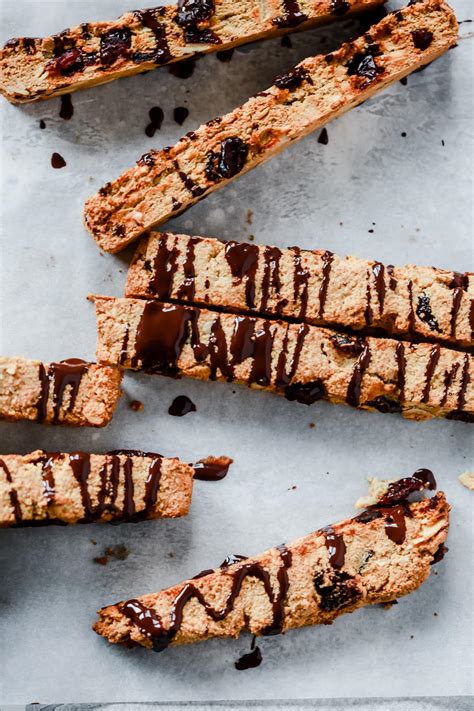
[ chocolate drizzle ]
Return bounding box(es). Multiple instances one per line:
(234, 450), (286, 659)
(176, 237), (198, 301)
(175, 0), (221, 44)
(322, 527), (346, 568)
(416, 293), (440, 333)
(150, 234), (178, 297)
(177, 167), (206, 198)
(346, 344), (371, 407)
(260, 246), (283, 313)
(421, 345), (441, 403)
(225, 242), (259, 309)
(331, 0), (350, 14)
(59, 94), (74, 120)
(133, 9), (172, 64)
(450, 287), (463, 337)
(384, 505), (407, 545)
(272, 0), (308, 28)
(36, 359), (89, 423)
(411, 29), (433, 50)
(274, 66), (311, 90)
(235, 636), (262, 671)
(292, 247), (310, 320)
(318, 251), (334, 318)
(372, 262), (385, 315)
(249, 322), (274, 387)
(120, 544), (292, 651)
(396, 342), (406, 400)
(100, 28), (131, 66)
(0, 459), (22, 523)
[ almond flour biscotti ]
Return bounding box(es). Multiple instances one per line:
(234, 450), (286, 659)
(94, 471), (449, 652)
(94, 296), (473, 422)
(0, 0), (385, 104)
(0, 449), (194, 526)
(126, 232), (474, 350)
(84, 1), (458, 253)
(0, 356), (122, 427)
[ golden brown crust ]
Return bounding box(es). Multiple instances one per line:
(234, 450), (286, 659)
(0, 450), (194, 526)
(0, 356), (122, 427)
(94, 296), (473, 422)
(126, 231), (473, 350)
(0, 0), (384, 104)
(83, 1), (458, 253)
(94, 492), (450, 650)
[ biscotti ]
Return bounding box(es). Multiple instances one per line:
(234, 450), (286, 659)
(126, 231), (474, 350)
(0, 449), (194, 526)
(84, 1), (458, 252)
(0, 356), (122, 427)
(94, 296), (473, 422)
(0, 0), (385, 104)
(94, 471), (449, 652)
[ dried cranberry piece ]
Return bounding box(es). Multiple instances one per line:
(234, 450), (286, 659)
(175, 0), (215, 27)
(411, 29), (433, 50)
(53, 48), (84, 76)
(347, 52), (379, 83)
(205, 137), (248, 181)
(284, 380), (325, 405)
(274, 66), (312, 90)
(100, 28), (132, 66)
(330, 333), (365, 357)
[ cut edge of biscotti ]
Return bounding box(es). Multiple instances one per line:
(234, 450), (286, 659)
(0, 355), (122, 427)
(93, 475), (450, 652)
(83, 0), (459, 253)
(0, 0), (386, 104)
(125, 230), (474, 351)
(0, 449), (197, 527)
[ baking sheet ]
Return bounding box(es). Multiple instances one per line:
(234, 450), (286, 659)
(0, 0), (473, 704)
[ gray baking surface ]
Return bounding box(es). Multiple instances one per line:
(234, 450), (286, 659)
(0, 0), (472, 704)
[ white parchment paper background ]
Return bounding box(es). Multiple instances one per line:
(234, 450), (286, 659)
(0, 0), (473, 704)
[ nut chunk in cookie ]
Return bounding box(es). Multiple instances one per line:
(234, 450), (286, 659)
(0, 356), (122, 427)
(0, 449), (196, 527)
(94, 472), (449, 652)
(84, 1), (458, 252)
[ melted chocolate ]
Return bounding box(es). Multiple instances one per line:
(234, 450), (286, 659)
(220, 554), (248, 568)
(378, 469), (436, 506)
(249, 322), (274, 387)
(330, 333), (365, 357)
(450, 287), (463, 337)
(346, 343), (371, 407)
(120, 545), (292, 651)
(384, 505), (407, 544)
(0, 459), (22, 523)
(421, 345), (441, 404)
(235, 636), (262, 671)
(274, 66), (311, 90)
(322, 527), (346, 568)
(318, 128), (329, 145)
(367, 396), (401, 414)
(49, 47), (84, 76)
(177, 167), (206, 197)
(176, 237), (199, 301)
(150, 233), (178, 297)
(365, 276), (373, 325)
(318, 251), (334, 317)
(36, 359), (89, 423)
(314, 570), (360, 611)
(39, 120), (46, 129)
(396, 342), (406, 400)
(292, 247), (310, 320)
(59, 94), (74, 120)
(168, 57), (197, 78)
(441, 362), (459, 406)
(145, 106), (164, 137)
(347, 52), (381, 84)
(51, 152), (66, 169)
(133, 9), (172, 64)
(193, 456), (232, 480)
(331, 0), (350, 15)
(168, 395), (196, 416)
(206, 137), (249, 181)
(225, 241), (259, 309)
(260, 246), (283, 313)
(216, 48), (234, 62)
(230, 316), (255, 368)
(416, 293), (440, 332)
(275, 323), (308, 390)
(208, 317), (232, 380)
(372, 262), (385, 314)
(174, 106), (189, 125)
(100, 28), (131, 66)
(284, 380), (325, 405)
(411, 29), (433, 50)
(175, 0), (215, 26)
(272, 0), (308, 28)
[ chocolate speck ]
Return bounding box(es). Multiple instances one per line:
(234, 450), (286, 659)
(281, 36), (292, 48)
(145, 106), (164, 137)
(174, 106), (189, 125)
(59, 93), (74, 120)
(401, 131), (407, 138)
(51, 152), (66, 169)
(318, 128), (329, 145)
(39, 119), (46, 129)
(400, 76), (408, 86)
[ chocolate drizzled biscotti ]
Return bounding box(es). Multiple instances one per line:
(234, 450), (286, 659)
(94, 296), (473, 422)
(126, 232), (474, 350)
(94, 470), (449, 652)
(84, 1), (458, 253)
(0, 356), (122, 427)
(0, 0), (385, 104)
(0, 449), (194, 526)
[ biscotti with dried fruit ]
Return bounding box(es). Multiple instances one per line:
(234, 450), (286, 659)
(126, 231), (473, 350)
(0, 449), (194, 526)
(84, 0), (458, 252)
(94, 296), (473, 422)
(94, 470), (449, 652)
(0, 0), (385, 104)
(0, 356), (122, 427)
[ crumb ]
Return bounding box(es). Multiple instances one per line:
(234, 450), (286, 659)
(105, 544), (129, 561)
(459, 471), (474, 490)
(94, 556), (108, 566)
(129, 399), (144, 412)
(168, 552), (174, 558)
(86, 293), (95, 302)
(246, 209), (253, 225)
(309, 422), (315, 428)
(381, 600), (398, 610)
(339, 221), (343, 226)
(441, 139), (445, 146)
(90, 539), (97, 545)
(410, 635), (414, 639)
(288, 485), (297, 491)
(248, 234), (255, 241)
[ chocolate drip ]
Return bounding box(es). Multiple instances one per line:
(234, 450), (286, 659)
(387, 265), (397, 291)
(133, 9), (172, 64)
(220, 554), (248, 568)
(225, 242), (259, 309)
(193, 456), (232, 481)
(150, 234), (178, 297)
(0, 459), (22, 523)
(69, 452), (94, 521)
(39, 452), (61, 505)
(456, 354), (470, 412)
(59, 94), (74, 120)
(416, 293), (440, 333)
(330, 333), (365, 357)
(407, 281), (416, 331)
(292, 247), (309, 320)
(318, 251), (333, 318)
(36, 359), (89, 423)
(230, 316), (255, 368)
(411, 29), (433, 50)
(120, 545), (292, 651)
(235, 636), (262, 671)
(272, 0), (308, 28)
(378, 469), (436, 505)
(331, 0), (350, 14)
(206, 138), (248, 180)
(132, 302), (195, 375)
(365, 273), (373, 325)
(145, 106), (164, 137)
(260, 246), (282, 314)
(372, 262), (385, 315)
(208, 316), (232, 380)
(274, 66), (311, 90)
(384, 505), (407, 544)
(441, 362), (459, 406)
(470, 301), (474, 338)
(175, 0), (221, 43)
(421, 345), (441, 404)
(51, 152), (66, 169)
(122, 457), (136, 519)
(249, 322), (274, 387)
(322, 527), (346, 568)
(346, 344), (371, 407)
(177, 169), (206, 198)
(169, 395), (196, 416)
(450, 287), (463, 337)
(276, 323), (309, 388)
(169, 58), (196, 78)
(396, 342), (406, 400)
